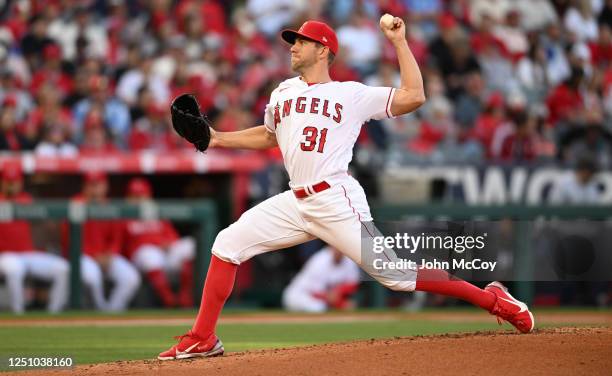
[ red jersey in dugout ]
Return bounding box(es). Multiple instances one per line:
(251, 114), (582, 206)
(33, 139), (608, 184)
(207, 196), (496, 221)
(121, 219), (179, 259)
(0, 192), (35, 252)
(60, 195), (123, 257)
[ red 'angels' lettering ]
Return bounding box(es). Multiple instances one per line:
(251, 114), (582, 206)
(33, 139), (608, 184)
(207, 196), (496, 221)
(296, 97), (307, 113)
(280, 97), (343, 124)
(333, 103), (342, 123)
(282, 99), (293, 117)
(273, 104), (281, 128)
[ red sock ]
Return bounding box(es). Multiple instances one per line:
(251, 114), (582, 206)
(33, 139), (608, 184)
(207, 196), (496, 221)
(415, 268), (496, 311)
(192, 255), (238, 339)
(146, 269), (177, 307)
(178, 261), (194, 307)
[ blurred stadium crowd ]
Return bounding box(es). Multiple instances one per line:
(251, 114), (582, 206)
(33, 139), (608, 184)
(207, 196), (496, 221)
(0, 0), (609, 166)
(1, 0), (612, 313)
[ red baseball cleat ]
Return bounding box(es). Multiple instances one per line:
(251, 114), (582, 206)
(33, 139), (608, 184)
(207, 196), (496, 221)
(158, 331), (224, 360)
(485, 281), (535, 333)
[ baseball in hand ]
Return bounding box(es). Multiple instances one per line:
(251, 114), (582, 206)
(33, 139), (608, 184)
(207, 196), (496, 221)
(379, 14), (395, 29)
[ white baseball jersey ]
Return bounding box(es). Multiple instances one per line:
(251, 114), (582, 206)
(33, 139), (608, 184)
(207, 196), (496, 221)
(264, 77), (396, 188)
(285, 246), (360, 295)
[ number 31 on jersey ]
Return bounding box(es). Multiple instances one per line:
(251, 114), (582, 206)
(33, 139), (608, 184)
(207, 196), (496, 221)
(301, 126), (328, 153)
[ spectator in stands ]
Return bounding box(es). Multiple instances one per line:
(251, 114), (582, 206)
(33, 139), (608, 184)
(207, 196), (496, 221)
(73, 75), (130, 146)
(516, 41), (550, 103)
(454, 71), (486, 129)
(546, 66), (586, 127)
(62, 172), (141, 311)
(540, 22), (572, 87)
(246, 0), (304, 38)
(408, 97), (454, 156)
(493, 9), (529, 61)
(34, 122), (78, 157)
(283, 246), (360, 312)
(549, 155), (602, 204)
(0, 95), (35, 151)
(514, 0), (559, 31)
(601, 0), (612, 27)
(121, 178), (196, 308)
(27, 82), (74, 143)
(589, 24), (612, 68)
(473, 92), (508, 155)
(78, 108), (118, 155)
(128, 103), (185, 151)
(564, 0), (599, 42)
(404, 0), (444, 41)
(429, 15), (477, 99)
(19, 14), (53, 70)
(478, 33), (520, 95)
(117, 52), (169, 107)
(337, 8), (382, 76)
(0, 165), (69, 314)
(497, 110), (537, 162)
(469, 0), (512, 26)
(29, 43), (74, 101)
(47, 5), (108, 61)
(564, 122), (612, 169)
(0, 70), (33, 121)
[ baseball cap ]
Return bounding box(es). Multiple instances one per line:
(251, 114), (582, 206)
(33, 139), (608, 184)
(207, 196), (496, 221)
(43, 43), (62, 60)
(2, 94), (17, 108)
(127, 178), (152, 197)
(2, 164), (23, 182)
(84, 171), (108, 184)
(281, 21), (338, 55)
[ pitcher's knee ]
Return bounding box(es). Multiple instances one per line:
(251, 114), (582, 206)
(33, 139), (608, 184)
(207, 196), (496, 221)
(211, 228), (243, 264)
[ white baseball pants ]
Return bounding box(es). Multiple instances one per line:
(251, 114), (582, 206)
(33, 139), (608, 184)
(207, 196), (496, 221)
(131, 237), (195, 273)
(80, 254), (141, 311)
(213, 176), (417, 291)
(0, 251), (69, 314)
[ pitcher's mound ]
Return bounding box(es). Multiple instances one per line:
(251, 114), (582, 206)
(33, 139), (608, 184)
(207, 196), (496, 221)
(13, 327), (612, 376)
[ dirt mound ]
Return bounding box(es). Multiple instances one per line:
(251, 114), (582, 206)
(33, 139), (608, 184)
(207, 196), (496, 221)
(9, 327), (611, 376)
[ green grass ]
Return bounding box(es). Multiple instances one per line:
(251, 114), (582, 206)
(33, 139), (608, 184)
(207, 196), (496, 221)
(0, 308), (608, 369)
(0, 321), (501, 367)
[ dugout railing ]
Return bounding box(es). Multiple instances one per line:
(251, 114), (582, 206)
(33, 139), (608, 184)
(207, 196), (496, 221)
(0, 200), (218, 309)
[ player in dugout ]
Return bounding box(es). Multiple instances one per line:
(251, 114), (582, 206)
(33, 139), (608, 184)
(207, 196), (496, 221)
(0, 164), (69, 314)
(283, 245), (360, 313)
(121, 177), (196, 308)
(62, 172), (141, 312)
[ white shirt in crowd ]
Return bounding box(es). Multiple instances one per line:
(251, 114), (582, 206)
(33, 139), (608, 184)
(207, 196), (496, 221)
(564, 7), (599, 42)
(548, 172), (601, 204)
(336, 24), (381, 67)
(35, 142), (78, 158)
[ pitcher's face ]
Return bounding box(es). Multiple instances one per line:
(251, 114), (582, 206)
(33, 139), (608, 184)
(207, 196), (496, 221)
(290, 37), (320, 73)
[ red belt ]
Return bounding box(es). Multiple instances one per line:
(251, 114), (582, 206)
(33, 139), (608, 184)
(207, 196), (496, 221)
(292, 181), (331, 199)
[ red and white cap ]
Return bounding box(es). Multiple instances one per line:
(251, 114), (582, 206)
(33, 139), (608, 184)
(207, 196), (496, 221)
(84, 171), (108, 184)
(281, 20), (338, 55)
(127, 178), (152, 198)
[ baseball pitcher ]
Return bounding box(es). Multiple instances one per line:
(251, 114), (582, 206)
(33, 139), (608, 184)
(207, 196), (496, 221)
(160, 16), (534, 360)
